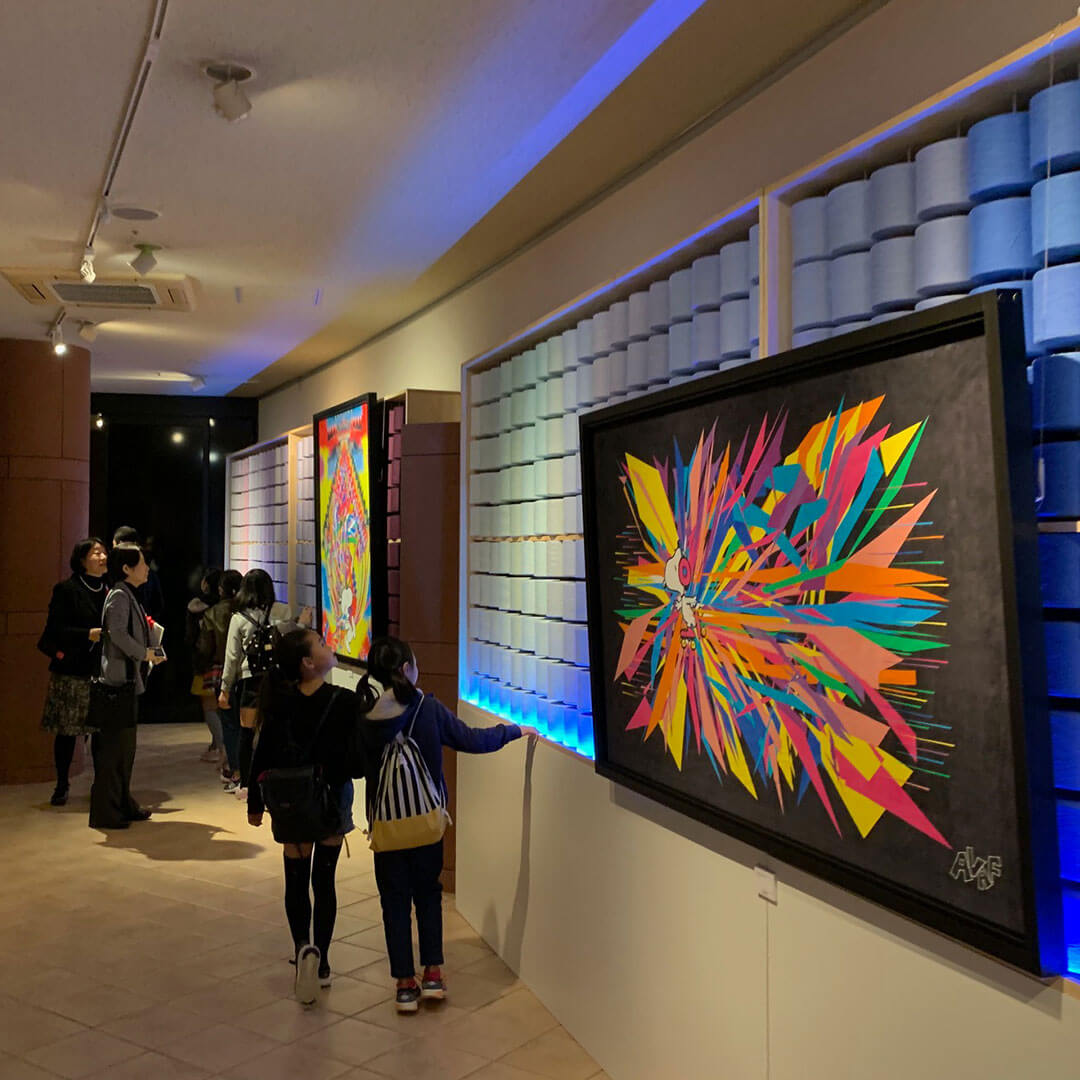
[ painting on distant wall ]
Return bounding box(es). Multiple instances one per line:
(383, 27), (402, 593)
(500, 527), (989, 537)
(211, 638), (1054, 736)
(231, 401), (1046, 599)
(314, 393), (381, 662)
(580, 297), (1059, 973)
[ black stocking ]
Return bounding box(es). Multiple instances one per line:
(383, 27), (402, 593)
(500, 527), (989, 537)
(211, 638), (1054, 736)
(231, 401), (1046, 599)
(312, 842), (342, 970)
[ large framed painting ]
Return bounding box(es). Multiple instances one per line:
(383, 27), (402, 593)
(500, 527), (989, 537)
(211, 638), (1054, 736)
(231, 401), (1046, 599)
(314, 393), (385, 663)
(580, 294), (1061, 973)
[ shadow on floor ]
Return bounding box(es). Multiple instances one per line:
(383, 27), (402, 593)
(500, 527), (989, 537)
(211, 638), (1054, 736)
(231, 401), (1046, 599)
(93, 819), (265, 861)
(35, 789), (185, 816)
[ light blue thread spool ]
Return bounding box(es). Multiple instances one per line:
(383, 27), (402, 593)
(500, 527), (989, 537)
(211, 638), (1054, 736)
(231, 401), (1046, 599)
(648, 280), (670, 331)
(828, 251), (872, 324)
(668, 320), (694, 375)
(1039, 439), (1080, 517)
(576, 318), (595, 363)
(792, 261), (831, 331)
(1031, 354), (1080, 431)
(968, 112), (1031, 202)
(749, 223), (760, 284)
(792, 327), (832, 348)
(691, 311), (724, 368)
(969, 197), (1036, 283)
(914, 293), (968, 310)
(719, 241), (750, 300)
(971, 280), (1039, 358)
(1030, 80), (1080, 177)
(749, 282), (760, 347)
(870, 236), (917, 312)
(826, 180), (872, 256)
(1040, 532), (1080, 605)
(720, 298), (751, 358)
(791, 196), (828, 265)
(916, 137), (972, 222)
(871, 310), (913, 324)
(1032, 172), (1080, 263)
(1034, 263), (1080, 351)
(914, 214), (971, 296)
(831, 319), (871, 338)
(691, 255), (723, 311)
(669, 268), (693, 324)
(627, 291), (650, 342)
(609, 301), (630, 348)
(870, 161), (917, 241)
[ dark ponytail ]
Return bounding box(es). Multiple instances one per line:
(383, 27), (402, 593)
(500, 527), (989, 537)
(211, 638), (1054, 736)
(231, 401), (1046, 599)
(256, 628), (316, 728)
(358, 636), (417, 712)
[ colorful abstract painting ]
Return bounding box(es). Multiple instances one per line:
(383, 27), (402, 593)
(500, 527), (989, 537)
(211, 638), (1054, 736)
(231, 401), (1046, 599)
(316, 397), (374, 661)
(614, 395), (951, 847)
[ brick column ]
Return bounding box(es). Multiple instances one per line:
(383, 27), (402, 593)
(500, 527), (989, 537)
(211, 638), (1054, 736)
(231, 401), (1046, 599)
(0, 340), (90, 783)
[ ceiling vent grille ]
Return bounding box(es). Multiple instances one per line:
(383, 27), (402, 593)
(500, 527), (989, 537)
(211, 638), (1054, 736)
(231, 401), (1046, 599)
(1, 269), (197, 312)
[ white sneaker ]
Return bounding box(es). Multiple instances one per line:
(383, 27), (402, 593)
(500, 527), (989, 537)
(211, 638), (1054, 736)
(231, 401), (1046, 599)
(295, 945), (320, 1006)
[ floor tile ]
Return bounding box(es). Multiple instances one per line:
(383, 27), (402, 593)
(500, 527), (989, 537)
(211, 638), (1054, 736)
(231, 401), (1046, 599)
(99, 1002), (209, 1052)
(23, 1027), (144, 1079)
(292, 1017), (412, 1067)
(355, 1000), (471, 1035)
(320, 974), (396, 1016)
(466, 1065), (556, 1080)
(0, 1049), (68, 1080)
(499, 1028), (600, 1079)
(83, 1050), (213, 1080)
(161, 1021), (275, 1072)
(363, 1036), (490, 1079)
(224, 1041), (353, 1079)
(439, 989), (560, 1060)
(0, 996), (87, 1055)
(234, 996), (343, 1042)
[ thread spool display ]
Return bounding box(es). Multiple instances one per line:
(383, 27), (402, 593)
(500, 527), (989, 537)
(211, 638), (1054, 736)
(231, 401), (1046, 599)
(609, 349), (628, 395)
(870, 236), (917, 312)
(576, 318), (595, 363)
(691, 255), (723, 311)
(792, 326), (832, 348)
(1040, 533), (1080, 606)
(826, 180), (872, 256)
(669, 268), (693, 324)
(969, 197), (1036, 283)
(1038, 439), (1080, 517)
(591, 352), (613, 402)
(1032, 172), (1080, 263)
(829, 251), (873, 324)
(609, 301), (630, 348)
(1034, 263), (1080, 350)
(749, 223), (760, 284)
(869, 161), (917, 240)
(691, 311), (724, 367)
(627, 290), (650, 341)
(914, 214), (971, 296)
(719, 241), (750, 300)
(1031, 353), (1080, 430)
(968, 112), (1031, 202)
(914, 294), (967, 310)
(1030, 80), (1080, 177)
(668, 320), (694, 375)
(591, 310), (612, 357)
(792, 196), (828, 265)
(792, 260), (831, 330)
(720, 298), (750, 358)
(648, 280), (670, 331)
(645, 333), (668, 384)
(559, 328), (576, 372)
(749, 282), (759, 348)
(626, 340), (649, 387)
(970, 280), (1039, 358)
(916, 137), (972, 221)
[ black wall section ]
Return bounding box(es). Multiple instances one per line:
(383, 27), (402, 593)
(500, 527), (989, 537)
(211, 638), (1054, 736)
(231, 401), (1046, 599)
(90, 394), (258, 723)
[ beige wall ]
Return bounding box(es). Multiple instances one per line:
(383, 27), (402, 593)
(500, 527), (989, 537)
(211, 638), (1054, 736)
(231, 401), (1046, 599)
(263, 0), (1080, 1076)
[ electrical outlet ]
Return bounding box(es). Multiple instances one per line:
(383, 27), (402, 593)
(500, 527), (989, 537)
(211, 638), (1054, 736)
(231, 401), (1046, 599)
(755, 865), (777, 904)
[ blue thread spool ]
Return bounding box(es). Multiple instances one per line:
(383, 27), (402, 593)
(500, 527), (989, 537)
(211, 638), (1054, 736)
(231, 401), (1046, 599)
(1032, 172), (1080, 263)
(692, 311), (724, 368)
(1030, 80), (1080, 177)
(668, 320), (694, 375)
(831, 319), (871, 338)
(669, 269), (693, 324)
(871, 310), (913, 324)
(1034, 264), (1080, 350)
(914, 214), (971, 296)
(1039, 440), (1080, 517)
(792, 261), (831, 330)
(627, 291), (650, 342)
(648, 281), (670, 331)
(791, 197), (828, 265)
(916, 137), (972, 222)
(1031, 354), (1080, 430)
(749, 223), (760, 284)
(968, 112), (1031, 202)
(1045, 620), (1080, 695)
(720, 298), (750, 358)
(829, 251), (872, 324)
(870, 161), (917, 240)
(914, 293), (968, 310)
(719, 241), (750, 300)
(969, 197), (1036, 283)
(870, 236), (917, 312)
(691, 255), (723, 311)
(826, 180), (872, 256)
(609, 301), (630, 348)
(971, 280), (1039, 358)
(1042, 533), (1080, 606)
(576, 318), (595, 363)
(749, 282), (759, 347)
(792, 327), (832, 348)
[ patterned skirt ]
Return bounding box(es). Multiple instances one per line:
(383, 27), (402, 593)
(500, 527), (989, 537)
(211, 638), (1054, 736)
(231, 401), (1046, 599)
(40, 673), (96, 736)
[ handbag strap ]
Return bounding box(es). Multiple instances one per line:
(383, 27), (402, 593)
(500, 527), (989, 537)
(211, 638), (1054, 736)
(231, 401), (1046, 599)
(282, 685), (340, 762)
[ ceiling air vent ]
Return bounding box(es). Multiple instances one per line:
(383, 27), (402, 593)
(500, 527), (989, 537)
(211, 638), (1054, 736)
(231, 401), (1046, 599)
(1, 269), (197, 312)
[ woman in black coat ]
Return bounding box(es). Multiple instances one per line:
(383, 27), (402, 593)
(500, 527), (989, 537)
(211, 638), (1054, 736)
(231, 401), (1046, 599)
(38, 537), (108, 806)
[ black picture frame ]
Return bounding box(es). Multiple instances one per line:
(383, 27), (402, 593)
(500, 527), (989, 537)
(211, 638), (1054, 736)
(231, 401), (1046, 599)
(313, 392), (387, 666)
(580, 293), (1062, 974)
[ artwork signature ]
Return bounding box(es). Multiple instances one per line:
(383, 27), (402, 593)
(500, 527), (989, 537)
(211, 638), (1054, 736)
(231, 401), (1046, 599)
(949, 847), (1002, 891)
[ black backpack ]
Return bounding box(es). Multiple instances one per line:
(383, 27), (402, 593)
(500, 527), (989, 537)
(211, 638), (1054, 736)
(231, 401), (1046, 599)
(241, 607), (280, 676)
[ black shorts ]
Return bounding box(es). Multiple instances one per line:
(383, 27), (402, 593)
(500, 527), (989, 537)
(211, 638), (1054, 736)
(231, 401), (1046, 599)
(236, 675), (263, 710)
(269, 780), (355, 844)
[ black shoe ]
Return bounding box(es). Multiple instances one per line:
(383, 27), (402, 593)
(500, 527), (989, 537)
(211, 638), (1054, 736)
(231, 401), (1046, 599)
(126, 808), (152, 821)
(395, 981), (421, 1013)
(50, 785), (69, 807)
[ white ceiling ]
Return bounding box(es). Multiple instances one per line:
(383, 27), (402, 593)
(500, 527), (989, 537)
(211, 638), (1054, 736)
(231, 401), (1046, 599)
(0, 0), (698, 395)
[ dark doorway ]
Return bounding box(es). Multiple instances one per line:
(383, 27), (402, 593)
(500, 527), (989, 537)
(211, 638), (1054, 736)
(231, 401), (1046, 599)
(90, 394), (258, 722)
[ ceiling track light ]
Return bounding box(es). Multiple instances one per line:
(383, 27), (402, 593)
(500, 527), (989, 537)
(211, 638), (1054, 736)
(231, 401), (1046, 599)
(204, 61), (254, 122)
(78, 321), (99, 343)
(189, 374), (207, 392)
(79, 248), (96, 284)
(130, 243), (160, 276)
(49, 315), (67, 356)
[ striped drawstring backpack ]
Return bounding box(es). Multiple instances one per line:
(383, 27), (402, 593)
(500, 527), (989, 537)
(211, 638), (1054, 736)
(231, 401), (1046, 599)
(368, 694), (452, 852)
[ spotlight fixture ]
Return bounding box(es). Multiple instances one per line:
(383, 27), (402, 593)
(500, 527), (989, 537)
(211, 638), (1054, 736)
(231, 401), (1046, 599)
(79, 248), (96, 284)
(171, 431), (185, 445)
(49, 317), (67, 355)
(205, 62), (254, 122)
(94, 415), (105, 430)
(189, 375), (207, 392)
(129, 243), (160, 276)
(78, 322), (98, 343)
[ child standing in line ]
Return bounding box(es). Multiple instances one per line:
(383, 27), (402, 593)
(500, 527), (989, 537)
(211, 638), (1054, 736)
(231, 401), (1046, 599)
(358, 636), (536, 1013)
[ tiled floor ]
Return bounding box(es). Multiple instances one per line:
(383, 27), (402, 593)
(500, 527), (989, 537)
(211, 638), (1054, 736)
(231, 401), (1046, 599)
(0, 723), (607, 1080)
